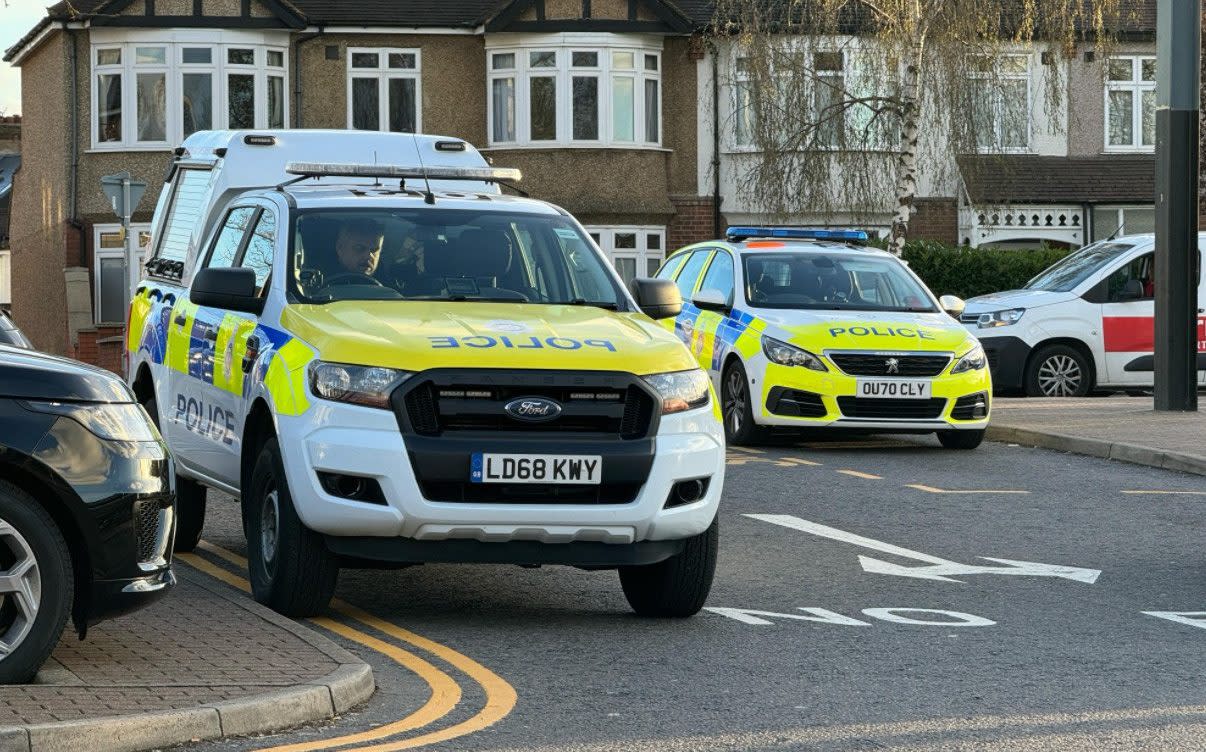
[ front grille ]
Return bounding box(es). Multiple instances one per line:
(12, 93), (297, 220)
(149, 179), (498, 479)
(951, 392), (990, 420)
(829, 353), (951, 377)
(766, 387), (827, 418)
(837, 397), (947, 420)
(133, 499), (168, 563)
(396, 371), (657, 440)
(418, 481), (642, 505)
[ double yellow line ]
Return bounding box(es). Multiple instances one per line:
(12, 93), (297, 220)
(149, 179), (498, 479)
(178, 542), (517, 751)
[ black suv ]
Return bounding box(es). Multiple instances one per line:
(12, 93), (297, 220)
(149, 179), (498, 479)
(0, 344), (175, 683)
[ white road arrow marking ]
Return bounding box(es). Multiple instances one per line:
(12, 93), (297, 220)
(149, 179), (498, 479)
(746, 513), (1101, 584)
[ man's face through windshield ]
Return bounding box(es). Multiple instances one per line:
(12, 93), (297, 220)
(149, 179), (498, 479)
(335, 222), (384, 275)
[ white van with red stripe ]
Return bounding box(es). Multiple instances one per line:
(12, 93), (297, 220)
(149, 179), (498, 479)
(962, 233), (1205, 397)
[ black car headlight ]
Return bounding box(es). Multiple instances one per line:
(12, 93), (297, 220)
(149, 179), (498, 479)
(642, 369), (711, 415)
(309, 362), (414, 409)
(761, 335), (828, 372)
(22, 401), (160, 442)
(950, 345), (988, 374)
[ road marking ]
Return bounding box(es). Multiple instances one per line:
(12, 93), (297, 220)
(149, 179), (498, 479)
(1143, 612), (1206, 630)
(780, 456), (822, 466)
(744, 514), (1101, 584)
(860, 608), (996, 627)
(727, 446), (765, 454)
(1124, 490), (1206, 496)
(837, 469), (883, 480)
(907, 484), (1030, 494)
(188, 542), (517, 751)
(704, 607), (872, 626)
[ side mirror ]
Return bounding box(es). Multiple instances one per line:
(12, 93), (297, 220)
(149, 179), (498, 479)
(190, 267), (264, 314)
(939, 294), (965, 318)
(692, 288), (730, 313)
(629, 277), (683, 320)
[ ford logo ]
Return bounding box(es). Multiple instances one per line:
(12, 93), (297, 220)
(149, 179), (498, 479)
(504, 397), (562, 422)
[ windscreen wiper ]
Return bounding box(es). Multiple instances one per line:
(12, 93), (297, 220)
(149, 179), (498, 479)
(567, 299), (620, 310)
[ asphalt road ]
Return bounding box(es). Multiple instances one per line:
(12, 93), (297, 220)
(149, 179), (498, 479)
(186, 438), (1206, 752)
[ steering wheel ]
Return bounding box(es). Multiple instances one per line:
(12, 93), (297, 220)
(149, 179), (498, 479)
(320, 272), (386, 288)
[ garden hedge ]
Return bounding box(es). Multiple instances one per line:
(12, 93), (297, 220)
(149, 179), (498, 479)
(895, 241), (1072, 300)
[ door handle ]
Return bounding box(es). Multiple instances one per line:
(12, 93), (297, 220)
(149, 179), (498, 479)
(242, 336), (261, 373)
(204, 328), (218, 342)
(174, 313), (188, 327)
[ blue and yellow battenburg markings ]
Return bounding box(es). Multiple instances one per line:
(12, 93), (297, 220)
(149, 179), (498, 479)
(675, 303), (758, 373)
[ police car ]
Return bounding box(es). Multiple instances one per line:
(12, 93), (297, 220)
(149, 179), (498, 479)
(657, 227), (991, 449)
(126, 130), (724, 618)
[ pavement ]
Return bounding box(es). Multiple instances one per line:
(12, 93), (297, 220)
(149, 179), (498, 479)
(988, 395), (1206, 476)
(0, 565), (375, 752)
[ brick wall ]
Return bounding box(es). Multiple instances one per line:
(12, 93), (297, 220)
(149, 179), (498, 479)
(668, 195), (721, 251)
(73, 325), (124, 375)
(910, 198), (958, 245)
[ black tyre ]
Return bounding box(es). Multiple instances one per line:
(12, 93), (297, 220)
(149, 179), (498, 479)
(247, 438), (338, 617)
(141, 393), (206, 552)
(0, 480), (73, 684)
(619, 517), (718, 618)
(721, 361), (762, 445)
(1025, 344), (1092, 398)
(937, 429), (985, 450)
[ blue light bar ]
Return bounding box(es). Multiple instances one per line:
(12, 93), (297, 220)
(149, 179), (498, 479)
(725, 226), (869, 243)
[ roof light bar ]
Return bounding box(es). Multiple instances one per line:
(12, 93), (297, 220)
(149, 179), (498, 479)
(285, 162), (522, 183)
(725, 226), (869, 243)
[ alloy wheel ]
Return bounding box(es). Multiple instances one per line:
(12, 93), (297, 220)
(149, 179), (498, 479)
(1037, 354), (1083, 397)
(724, 369), (746, 436)
(0, 518), (41, 660)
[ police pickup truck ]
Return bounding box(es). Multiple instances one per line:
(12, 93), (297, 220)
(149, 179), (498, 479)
(127, 130), (724, 617)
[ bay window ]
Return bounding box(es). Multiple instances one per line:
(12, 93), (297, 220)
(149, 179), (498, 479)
(1105, 56), (1155, 151)
(347, 49), (421, 133)
(487, 39), (661, 147)
(91, 38), (288, 149)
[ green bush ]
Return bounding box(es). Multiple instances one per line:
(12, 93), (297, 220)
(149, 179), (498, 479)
(896, 241), (1072, 300)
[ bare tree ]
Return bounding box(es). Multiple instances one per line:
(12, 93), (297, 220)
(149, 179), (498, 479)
(708, 0), (1132, 254)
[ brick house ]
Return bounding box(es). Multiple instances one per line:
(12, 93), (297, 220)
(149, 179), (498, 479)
(4, 0), (720, 366)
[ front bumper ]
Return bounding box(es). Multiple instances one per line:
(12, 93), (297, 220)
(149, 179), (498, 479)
(747, 353), (992, 432)
(974, 335), (1032, 392)
(277, 399), (725, 554)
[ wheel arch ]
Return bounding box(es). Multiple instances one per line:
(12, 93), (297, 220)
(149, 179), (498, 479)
(1026, 337), (1098, 390)
(241, 398), (277, 497)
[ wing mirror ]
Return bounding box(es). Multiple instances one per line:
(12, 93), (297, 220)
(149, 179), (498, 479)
(939, 294), (966, 318)
(190, 267), (264, 315)
(629, 278), (682, 320)
(692, 288), (731, 313)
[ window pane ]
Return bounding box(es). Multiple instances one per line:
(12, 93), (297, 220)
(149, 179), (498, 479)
(529, 77), (556, 140)
(530, 51), (556, 68)
(136, 47), (166, 64)
(644, 79), (659, 142)
(268, 75), (285, 129)
(1000, 79), (1028, 147)
(1107, 58), (1132, 81)
(388, 52), (416, 69)
(492, 53), (515, 70)
(243, 211), (276, 289)
(1091, 207), (1120, 241)
(614, 256), (637, 284)
(572, 51), (598, 67)
(97, 73), (122, 142)
(615, 232), (637, 249)
(647, 233), (661, 250)
(99, 257), (126, 324)
(182, 73), (212, 137)
(644, 54), (658, 71)
(208, 207), (257, 269)
(674, 251), (709, 298)
(612, 51), (634, 69)
(814, 51), (843, 71)
(736, 56), (752, 74)
(228, 74), (255, 128)
(612, 76), (634, 141)
(971, 80), (994, 148)
(1141, 58), (1156, 81)
(157, 168), (213, 263)
(182, 47), (211, 64)
(735, 79), (753, 145)
(352, 52), (379, 68)
(700, 251), (734, 300)
(814, 75), (844, 148)
(352, 77), (380, 130)
(388, 77), (416, 132)
(491, 77), (515, 141)
(646, 258), (661, 276)
(1141, 89), (1155, 146)
(228, 48), (255, 65)
(1108, 89), (1134, 145)
(572, 76), (598, 140)
(97, 48), (121, 66)
(1001, 55), (1028, 75)
(268, 50), (284, 67)
(136, 73), (167, 141)
(1124, 207), (1155, 234)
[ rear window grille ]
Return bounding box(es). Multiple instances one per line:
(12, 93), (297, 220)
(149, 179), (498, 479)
(152, 167), (213, 273)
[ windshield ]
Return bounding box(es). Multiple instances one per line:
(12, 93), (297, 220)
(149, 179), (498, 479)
(743, 252), (937, 312)
(290, 208), (627, 308)
(1024, 241), (1136, 292)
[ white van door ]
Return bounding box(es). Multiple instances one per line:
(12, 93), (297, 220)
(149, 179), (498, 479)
(1098, 250), (1156, 386)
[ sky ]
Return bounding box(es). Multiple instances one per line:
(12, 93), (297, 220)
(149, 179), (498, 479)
(0, 0), (55, 115)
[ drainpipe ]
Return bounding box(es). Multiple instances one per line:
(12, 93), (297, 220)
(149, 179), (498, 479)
(292, 27), (325, 128)
(710, 42), (721, 238)
(67, 26), (83, 249)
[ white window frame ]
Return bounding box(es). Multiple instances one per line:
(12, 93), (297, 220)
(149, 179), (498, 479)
(486, 35), (662, 148)
(93, 223), (152, 324)
(586, 226), (666, 282)
(1104, 55), (1156, 153)
(89, 33), (289, 151)
(345, 47), (423, 134)
(1091, 205), (1155, 241)
(969, 53), (1032, 154)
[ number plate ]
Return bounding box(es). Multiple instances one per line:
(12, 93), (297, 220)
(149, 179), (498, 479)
(470, 453), (603, 485)
(855, 379), (932, 399)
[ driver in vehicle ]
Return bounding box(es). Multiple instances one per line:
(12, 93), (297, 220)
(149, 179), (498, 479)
(333, 219), (385, 276)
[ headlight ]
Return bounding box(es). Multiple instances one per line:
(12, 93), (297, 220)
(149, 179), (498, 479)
(761, 335), (827, 372)
(22, 401), (160, 442)
(642, 369), (711, 415)
(950, 345), (988, 374)
(309, 362), (413, 409)
(975, 308), (1025, 328)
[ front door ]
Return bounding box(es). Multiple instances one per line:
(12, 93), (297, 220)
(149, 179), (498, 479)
(1099, 251), (1156, 385)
